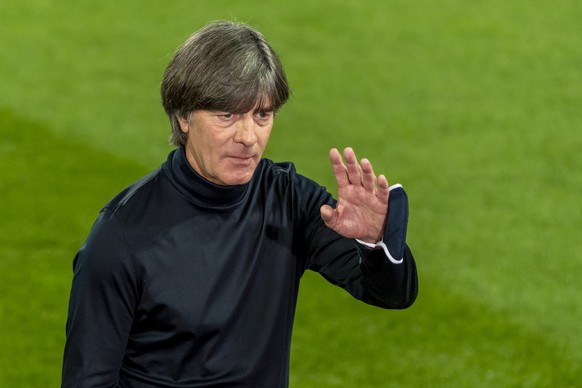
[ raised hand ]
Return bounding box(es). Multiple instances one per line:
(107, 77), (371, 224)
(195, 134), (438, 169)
(320, 147), (390, 244)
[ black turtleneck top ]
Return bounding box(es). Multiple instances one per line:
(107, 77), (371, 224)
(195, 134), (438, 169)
(62, 148), (418, 387)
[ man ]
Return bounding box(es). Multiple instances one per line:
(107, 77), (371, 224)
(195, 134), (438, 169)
(62, 21), (418, 387)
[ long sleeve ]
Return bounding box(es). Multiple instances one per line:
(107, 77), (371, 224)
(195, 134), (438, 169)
(354, 185), (418, 308)
(299, 176), (418, 309)
(62, 209), (139, 387)
(61, 154), (417, 387)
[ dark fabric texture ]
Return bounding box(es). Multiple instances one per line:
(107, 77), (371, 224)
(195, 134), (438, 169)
(62, 147), (418, 387)
(384, 186), (409, 261)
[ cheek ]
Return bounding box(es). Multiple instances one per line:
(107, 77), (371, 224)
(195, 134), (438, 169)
(258, 126), (273, 146)
(196, 131), (224, 157)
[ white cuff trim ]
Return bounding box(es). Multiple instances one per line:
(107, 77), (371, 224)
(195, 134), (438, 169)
(355, 183), (405, 264)
(356, 239), (404, 264)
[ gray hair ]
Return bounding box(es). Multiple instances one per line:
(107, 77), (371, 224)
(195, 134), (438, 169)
(161, 21), (290, 147)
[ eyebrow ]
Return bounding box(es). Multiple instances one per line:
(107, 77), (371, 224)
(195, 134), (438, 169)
(205, 101), (274, 114)
(206, 107), (273, 115)
(255, 106), (274, 112)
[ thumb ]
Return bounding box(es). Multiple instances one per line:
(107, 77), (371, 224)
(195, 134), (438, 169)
(320, 204), (336, 227)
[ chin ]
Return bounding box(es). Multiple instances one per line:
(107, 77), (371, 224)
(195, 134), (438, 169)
(221, 163), (258, 185)
(219, 171), (254, 186)
(226, 176), (253, 186)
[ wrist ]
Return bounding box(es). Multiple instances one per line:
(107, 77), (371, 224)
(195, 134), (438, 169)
(356, 239), (404, 264)
(356, 238), (383, 249)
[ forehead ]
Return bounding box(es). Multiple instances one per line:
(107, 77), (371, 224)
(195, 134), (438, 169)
(211, 94), (274, 113)
(252, 96), (273, 111)
(193, 98), (274, 116)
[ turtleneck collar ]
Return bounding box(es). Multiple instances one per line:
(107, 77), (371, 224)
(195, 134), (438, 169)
(162, 147), (251, 208)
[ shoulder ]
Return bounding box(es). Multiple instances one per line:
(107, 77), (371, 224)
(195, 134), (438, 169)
(74, 170), (162, 278)
(73, 166), (167, 282)
(259, 159), (295, 178)
(257, 158), (334, 211)
(103, 168), (162, 213)
(80, 167), (165, 250)
(257, 159), (316, 191)
(258, 159), (318, 186)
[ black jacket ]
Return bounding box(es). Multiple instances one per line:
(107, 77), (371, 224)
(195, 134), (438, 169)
(62, 147), (418, 387)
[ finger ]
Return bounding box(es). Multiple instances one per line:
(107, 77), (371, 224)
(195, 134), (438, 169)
(360, 158), (376, 192)
(343, 147), (361, 185)
(377, 174), (390, 204)
(320, 204), (336, 227)
(329, 148), (349, 187)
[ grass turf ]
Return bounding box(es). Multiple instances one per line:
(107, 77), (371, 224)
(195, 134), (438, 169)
(1, 0), (581, 386)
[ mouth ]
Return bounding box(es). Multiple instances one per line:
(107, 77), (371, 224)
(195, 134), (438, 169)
(228, 155), (255, 164)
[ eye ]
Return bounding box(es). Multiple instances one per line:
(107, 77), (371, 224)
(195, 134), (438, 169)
(255, 111), (273, 122)
(211, 112), (235, 123)
(218, 113), (234, 120)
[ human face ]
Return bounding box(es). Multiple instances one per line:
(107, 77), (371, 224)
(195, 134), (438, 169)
(178, 105), (274, 186)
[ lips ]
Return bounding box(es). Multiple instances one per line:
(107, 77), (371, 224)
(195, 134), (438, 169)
(227, 155), (255, 165)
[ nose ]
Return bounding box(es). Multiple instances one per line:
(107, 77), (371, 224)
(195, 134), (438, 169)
(233, 115), (258, 146)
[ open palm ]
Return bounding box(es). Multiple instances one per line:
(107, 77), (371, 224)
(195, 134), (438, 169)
(320, 147), (390, 243)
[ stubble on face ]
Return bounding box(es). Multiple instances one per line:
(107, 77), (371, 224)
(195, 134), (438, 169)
(179, 107), (274, 186)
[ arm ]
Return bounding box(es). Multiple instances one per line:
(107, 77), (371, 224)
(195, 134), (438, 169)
(62, 210), (138, 387)
(305, 148), (418, 308)
(354, 184), (418, 308)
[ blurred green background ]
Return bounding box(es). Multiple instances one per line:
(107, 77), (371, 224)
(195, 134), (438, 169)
(1, 0), (581, 386)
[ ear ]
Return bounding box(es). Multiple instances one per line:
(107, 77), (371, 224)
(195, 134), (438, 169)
(178, 114), (190, 134)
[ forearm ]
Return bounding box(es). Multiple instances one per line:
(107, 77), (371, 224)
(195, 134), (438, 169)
(356, 243), (418, 308)
(305, 181), (418, 308)
(354, 184), (418, 308)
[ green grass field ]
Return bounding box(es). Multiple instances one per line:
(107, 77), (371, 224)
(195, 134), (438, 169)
(1, 1), (581, 386)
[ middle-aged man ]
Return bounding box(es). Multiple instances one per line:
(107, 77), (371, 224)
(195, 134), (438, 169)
(62, 20), (418, 387)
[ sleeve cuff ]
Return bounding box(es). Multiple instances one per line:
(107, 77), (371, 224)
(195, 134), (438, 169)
(356, 239), (404, 264)
(355, 183), (408, 265)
